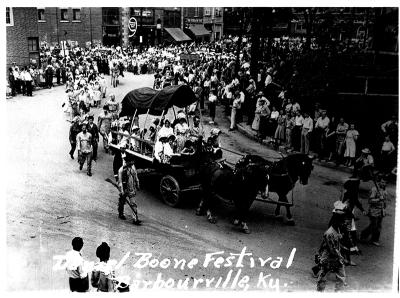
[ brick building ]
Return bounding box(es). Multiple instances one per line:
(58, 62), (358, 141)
(6, 7), (40, 70)
(37, 7), (102, 48)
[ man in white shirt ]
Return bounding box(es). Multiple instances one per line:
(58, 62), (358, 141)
(301, 112), (313, 154)
(65, 237), (89, 292)
(292, 110), (304, 151)
(315, 110), (330, 160)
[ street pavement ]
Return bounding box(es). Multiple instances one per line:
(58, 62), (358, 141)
(5, 72), (396, 292)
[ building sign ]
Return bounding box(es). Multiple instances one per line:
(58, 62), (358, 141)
(185, 18), (203, 24)
(129, 17), (137, 37)
(180, 53), (201, 62)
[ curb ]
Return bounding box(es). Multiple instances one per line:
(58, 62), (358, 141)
(231, 118), (354, 175)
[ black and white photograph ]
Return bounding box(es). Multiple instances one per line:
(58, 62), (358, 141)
(3, 0), (399, 293)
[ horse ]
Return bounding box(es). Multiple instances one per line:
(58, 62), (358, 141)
(267, 153), (314, 224)
(196, 152), (314, 233)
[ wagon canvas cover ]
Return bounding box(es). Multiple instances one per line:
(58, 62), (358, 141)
(120, 85), (197, 116)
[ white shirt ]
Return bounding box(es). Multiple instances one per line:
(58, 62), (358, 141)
(65, 250), (86, 279)
(264, 74), (272, 87)
(295, 115), (304, 126)
(157, 126), (173, 140)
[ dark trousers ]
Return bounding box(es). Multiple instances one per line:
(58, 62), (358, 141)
(25, 81), (32, 96)
(92, 141), (98, 160)
(69, 142), (76, 157)
(292, 126), (302, 151)
(361, 215), (383, 242)
(209, 101), (216, 120)
(317, 264), (346, 292)
(113, 151), (123, 179)
(21, 81), (26, 95)
(78, 152), (92, 174)
(69, 276), (89, 292)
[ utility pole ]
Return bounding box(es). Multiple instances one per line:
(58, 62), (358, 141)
(235, 8), (245, 76)
(89, 8), (93, 46)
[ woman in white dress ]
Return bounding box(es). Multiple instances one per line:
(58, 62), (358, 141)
(174, 118), (189, 152)
(344, 123), (359, 167)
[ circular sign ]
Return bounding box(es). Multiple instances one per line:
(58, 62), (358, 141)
(128, 17), (137, 37)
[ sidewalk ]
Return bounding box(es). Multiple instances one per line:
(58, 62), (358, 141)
(233, 120), (355, 174)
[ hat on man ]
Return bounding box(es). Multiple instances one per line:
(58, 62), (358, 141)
(159, 136), (168, 143)
(168, 134), (176, 141)
(361, 148), (371, 154)
(258, 91), (264, 96)
(131, 125), (140, 132)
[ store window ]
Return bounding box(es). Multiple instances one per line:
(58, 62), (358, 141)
(60, 9), (68, 21)
(6, 7), (13, 26)
(38, 8), (45, 22)
(215, 8), (222, 17)
(204, 8), (211, 16)
(72, 9), (81, 21)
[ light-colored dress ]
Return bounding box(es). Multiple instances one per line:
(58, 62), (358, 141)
(175, 123), (189, 152)
(344, 129), (359, 158)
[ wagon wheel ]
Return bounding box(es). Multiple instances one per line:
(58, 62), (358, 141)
(160, 175), (181, 207)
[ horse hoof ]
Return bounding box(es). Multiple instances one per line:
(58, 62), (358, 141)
(233, 219), (240, 226)
(208, 217), (217, 224)
(242, 228), (251, 234)
(285, 219), (296, 226)
(274, 214), (284, 220)
(196, 209), (205, 216)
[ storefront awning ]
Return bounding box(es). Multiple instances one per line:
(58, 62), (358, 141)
(164, 28), (192, 42)
(188, 25), (211, 37)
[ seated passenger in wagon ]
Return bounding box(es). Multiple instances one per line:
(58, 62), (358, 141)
(154, 136), (174, 164)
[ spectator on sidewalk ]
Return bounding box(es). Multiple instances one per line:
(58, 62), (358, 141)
(285, 111), (295, 149)
(208, 90), (217, 124)
(292, 110), (304, 152)
(274, 109), (286, 146)
(335, 118), (349, 165)
(381, 115), (398, 149)
(91, 242), (115, 292)
(252, 95), (270, 140)
(8, 67), (16, 97)
(315, 110), (330, 161)
(344, 123), (359, 167)
(229, 90), (243, 131)
(380, 135), (395, 177)
(301, 111), (313, 155)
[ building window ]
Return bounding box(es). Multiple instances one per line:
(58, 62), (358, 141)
(194, 7), (199, 17)
(28, 37), (39, 52)
(60, 8), (68, 21)
(6, 7), (13, 26)
(72, 9), (81, 21)
(38, 8), (45, 22)
(215, 8), (222, 17)
(204, 8), (211, 16)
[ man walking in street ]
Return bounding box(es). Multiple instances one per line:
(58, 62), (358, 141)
(315, 210), (346, 292)
(69, 116), (81, 159)
(87, 115), (99, 161)
(76, 123), (93, 176)
(118, 154), (141, 225)
(360, 177), (388, 246)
